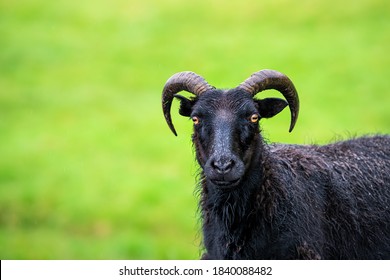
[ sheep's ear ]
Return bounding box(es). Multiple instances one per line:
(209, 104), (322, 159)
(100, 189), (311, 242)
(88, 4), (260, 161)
(255, 98), (288, 118)
(174, 94), (195, 117)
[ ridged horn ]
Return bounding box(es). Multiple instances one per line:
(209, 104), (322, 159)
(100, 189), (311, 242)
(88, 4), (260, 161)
(162, 71), (214, 136)
(237, 69), (299, 132)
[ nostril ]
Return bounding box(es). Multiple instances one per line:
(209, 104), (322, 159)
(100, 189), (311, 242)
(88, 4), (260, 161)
(212, 159), (235, 174)
(225, 160), (234, 171)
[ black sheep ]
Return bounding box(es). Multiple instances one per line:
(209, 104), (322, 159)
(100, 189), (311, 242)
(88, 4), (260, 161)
(161, 70), (390, 259)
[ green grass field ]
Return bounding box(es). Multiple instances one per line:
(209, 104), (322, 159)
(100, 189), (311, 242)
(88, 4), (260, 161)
(0, 0), (389, 259)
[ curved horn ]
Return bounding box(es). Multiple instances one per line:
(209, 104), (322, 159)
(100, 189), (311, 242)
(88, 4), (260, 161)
(237, 69), (299, 132)
(162, 71), (214, 136)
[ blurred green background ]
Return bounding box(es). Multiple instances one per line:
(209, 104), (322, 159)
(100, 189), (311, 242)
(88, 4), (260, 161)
(0, 0), (389, 259)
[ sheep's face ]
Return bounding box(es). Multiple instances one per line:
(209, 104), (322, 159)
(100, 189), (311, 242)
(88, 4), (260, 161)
(175, 89), (287, 189)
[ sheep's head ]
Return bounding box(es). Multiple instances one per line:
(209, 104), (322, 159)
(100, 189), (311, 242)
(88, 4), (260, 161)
(162, 70), (299, 188)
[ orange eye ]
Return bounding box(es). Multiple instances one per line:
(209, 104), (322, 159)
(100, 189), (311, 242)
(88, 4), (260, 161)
(192, 116), (200, 125)
(250, 114), (259, 123)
